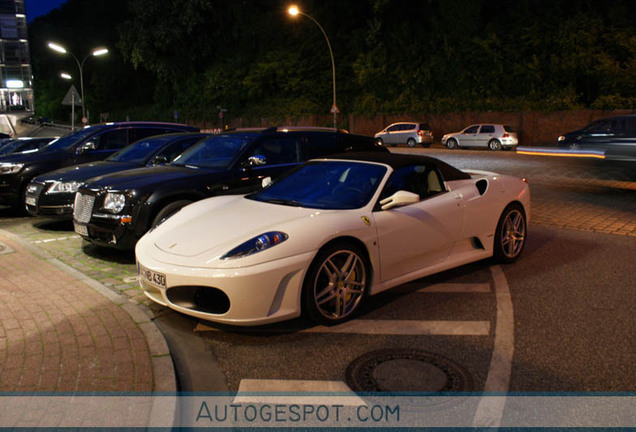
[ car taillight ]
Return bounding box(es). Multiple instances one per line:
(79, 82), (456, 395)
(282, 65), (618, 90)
(418, 130), (424, 137)
(502, 133), (509, 138)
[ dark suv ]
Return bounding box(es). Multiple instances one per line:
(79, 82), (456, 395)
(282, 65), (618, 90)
(73, 127), (388, 250)
(0, 122), (198, 212)
(557, 115), (636, 161)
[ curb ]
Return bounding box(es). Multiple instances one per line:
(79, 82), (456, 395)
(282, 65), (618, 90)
(0, 227), (177, 393)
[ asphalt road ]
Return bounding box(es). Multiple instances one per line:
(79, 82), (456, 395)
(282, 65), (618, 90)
(1, 147), (634, 395)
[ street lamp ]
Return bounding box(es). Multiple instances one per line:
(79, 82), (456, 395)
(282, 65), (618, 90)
(288, 5), (338, 130)
(47, 42), (108, 123)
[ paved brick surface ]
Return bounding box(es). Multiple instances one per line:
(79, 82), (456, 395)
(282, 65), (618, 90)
(0, 230), (172, 392)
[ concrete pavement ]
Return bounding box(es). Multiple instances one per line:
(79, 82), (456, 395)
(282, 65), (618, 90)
(0, 228), (174, 392)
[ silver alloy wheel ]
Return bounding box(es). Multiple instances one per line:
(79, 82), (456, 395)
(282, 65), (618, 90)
(499, 208), (526, 259)
(407, 138), (416, 148)
(446, 138), (458, 149)
(311, 248), (367, 321)
(488, 139), (502, 151)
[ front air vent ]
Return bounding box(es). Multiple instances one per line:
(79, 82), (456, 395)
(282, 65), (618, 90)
(475, 179), (488, 196)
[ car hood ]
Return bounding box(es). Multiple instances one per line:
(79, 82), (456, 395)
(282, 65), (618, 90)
(150, 195), (316, 258)
(34, 161), (139, 183)
(0, 148), (69, 165)
(83, 165), (218, 190)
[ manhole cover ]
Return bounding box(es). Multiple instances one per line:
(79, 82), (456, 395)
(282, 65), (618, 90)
(345, 349), (473, 392)
(0, 241), (15, 255)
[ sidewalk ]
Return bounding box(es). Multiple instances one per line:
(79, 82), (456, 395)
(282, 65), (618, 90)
(0, 229), (174, 392)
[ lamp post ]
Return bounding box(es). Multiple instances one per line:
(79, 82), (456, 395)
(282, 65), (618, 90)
(288, 5), (338, 130)
(47, 42), (108, 124)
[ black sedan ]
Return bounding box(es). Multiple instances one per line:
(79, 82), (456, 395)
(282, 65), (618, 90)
(72, 127), (388, 250)
(26, 132), (208, 218)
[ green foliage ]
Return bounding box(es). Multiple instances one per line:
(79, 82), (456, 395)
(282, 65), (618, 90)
(28, 0), (636, 123)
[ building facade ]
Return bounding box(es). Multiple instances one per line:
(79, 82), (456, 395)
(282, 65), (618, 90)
(0, 0), (32, 112)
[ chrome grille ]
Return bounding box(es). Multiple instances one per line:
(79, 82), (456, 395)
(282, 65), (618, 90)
(73, 192), (95, 223)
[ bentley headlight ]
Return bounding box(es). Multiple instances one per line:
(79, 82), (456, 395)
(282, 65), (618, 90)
(103, 192), (126, 214)
(0, 163), (24, 175)
(221, 231), (288, 260)
(48, 180), (82, 194)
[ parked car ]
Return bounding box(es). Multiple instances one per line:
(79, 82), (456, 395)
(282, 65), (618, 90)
(557, 115), (636, 161)
(0, 137), (57, 156)
(136, 151), (530, 326)
(374, 122), (434, 147)
(0, 122), (198, 212)
(25, 132), (209, 218)
(73, 127), (388, 250)
(442, 124), (518, 150)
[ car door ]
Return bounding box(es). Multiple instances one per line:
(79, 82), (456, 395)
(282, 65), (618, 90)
(459, 125), (480, 147)
(73, 128), (129, 164)
(385, 124), (402, 145)
(475, 125), (496, 147)
(222, 135), (303, 194)
(372, 165), (464, 283)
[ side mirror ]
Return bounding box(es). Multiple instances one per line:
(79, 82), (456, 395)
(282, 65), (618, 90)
(150, 155), (169, 165)
(77, 141), (96, 154)
(262, 177), (273, 188)
(244, 154), (267, 167)
(379, 190), (420, 210)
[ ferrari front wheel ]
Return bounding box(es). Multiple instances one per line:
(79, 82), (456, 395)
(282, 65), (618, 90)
(303, 242), (369, 325)
(493, 203), (527, 263)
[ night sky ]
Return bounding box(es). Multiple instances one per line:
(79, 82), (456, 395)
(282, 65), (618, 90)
(25, 0), (67, 22)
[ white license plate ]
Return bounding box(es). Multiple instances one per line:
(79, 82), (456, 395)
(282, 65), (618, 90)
(25, 196), (36, 206)
(139, 264), (166, 288)
(74, 223), (88, 236)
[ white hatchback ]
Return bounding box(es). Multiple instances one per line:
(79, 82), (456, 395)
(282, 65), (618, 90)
(442, 124), (518, 150)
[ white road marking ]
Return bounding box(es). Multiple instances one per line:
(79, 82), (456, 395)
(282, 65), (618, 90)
(32, 235), (80, 244)
(234, 379), (365, 406)
(398, 282), (491, 293)
(473, 265), (514, 427)
(304, 319), (490, 336)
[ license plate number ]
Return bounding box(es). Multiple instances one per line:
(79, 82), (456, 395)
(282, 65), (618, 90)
(74, 223), (88, 236)
(139, 265), (166, 288)
(25, 196), (36, 206)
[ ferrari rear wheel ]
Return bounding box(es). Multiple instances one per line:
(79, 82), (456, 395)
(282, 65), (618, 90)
(493, 203), (526, 263)
(303, 242), (369, 325)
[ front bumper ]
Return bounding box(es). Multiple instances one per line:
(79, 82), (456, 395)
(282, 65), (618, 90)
(74, 216), (139, 250)
(25, 182), (75, 218)
(136, 247), (315, 326)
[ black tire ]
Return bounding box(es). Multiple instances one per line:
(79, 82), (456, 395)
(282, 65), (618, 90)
(446, 138), (458, 149)
(302, 242), (369, 325)
(406, 138), (416, 148)
(151, 200), (193, 228)
(488, 139), (502, 151)
(493, 203), (527, 264)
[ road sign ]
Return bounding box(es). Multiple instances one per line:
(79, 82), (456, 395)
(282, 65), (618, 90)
(330, 104), (340, 114)
(62, 85), (82, 106)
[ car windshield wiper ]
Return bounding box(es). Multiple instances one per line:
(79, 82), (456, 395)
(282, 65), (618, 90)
(263, 198), (304, 207)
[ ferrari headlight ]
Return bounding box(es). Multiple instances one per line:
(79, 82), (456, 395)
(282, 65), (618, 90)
(48, 180), (82, 194)
(221, 231), (288, 260)
(103, 192), (126, 214)
(0, 163), (24, 175)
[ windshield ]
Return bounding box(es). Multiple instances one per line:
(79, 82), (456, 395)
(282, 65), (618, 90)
(107, 136), (172, 163)
(171, 134), (253, 169)
(248, 161), (387, 210)
(43, 127), (98, 151)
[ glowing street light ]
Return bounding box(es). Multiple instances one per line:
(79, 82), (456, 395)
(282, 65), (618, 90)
(47, 42), (108, 123)
(59, 72), (72, 80)
(287, 5), (338, 129)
